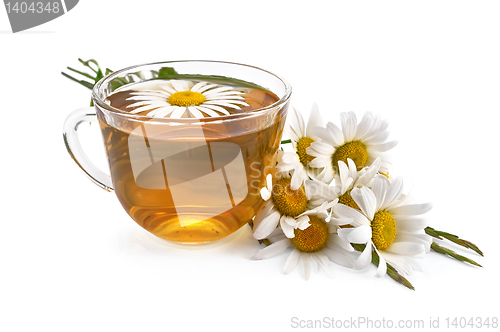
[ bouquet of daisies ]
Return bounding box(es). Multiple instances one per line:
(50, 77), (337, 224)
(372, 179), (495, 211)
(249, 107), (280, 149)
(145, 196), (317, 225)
(250, 104), (483, 289)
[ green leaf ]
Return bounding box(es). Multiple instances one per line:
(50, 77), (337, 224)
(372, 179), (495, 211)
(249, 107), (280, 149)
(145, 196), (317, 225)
(158, 66), (180, 78)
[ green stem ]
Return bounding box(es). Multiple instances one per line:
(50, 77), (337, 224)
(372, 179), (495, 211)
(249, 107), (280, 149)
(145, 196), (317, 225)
(430, 242), (482, 267)
(280, 139), (292, 144)
(61, 72), (94, 90)
(425, 226), (483, 256)
(66, 66), (96, 80)
(351, 243), (415, 290)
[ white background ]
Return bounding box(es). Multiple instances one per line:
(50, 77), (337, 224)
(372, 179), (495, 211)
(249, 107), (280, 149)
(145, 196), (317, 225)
(1, 1), (499, 331)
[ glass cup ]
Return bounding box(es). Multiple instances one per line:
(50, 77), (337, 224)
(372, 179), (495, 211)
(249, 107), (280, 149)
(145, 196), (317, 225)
(63, 60), (291, 244)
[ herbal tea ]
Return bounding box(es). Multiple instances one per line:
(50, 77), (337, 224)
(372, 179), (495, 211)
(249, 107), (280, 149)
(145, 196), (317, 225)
(98, 78), (286, 244)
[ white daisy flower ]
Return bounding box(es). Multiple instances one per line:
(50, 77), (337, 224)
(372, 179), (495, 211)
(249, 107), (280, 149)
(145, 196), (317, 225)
(276, 103), (326, 189)
(125, 79), (249, 119)
(335, 157), (385, 209)
(307, 111), (397, 183)
(251, 206), (356, 280)
(335, 175), (433, 277)
(305, 157), (383, 209)
(253, 173), (314, 240)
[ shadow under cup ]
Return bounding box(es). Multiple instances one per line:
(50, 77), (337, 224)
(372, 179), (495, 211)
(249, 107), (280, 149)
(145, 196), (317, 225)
(85, 61), (291, 244)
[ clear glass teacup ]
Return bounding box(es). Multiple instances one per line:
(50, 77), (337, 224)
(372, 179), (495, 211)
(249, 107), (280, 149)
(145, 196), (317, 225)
(63, 60), (291, 244)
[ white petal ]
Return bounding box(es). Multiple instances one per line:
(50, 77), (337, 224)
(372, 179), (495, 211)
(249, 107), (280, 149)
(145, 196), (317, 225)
(312, 252), (335, 278)
(385, 242), (427, 256)
(170, 107), (187, 118)
(328, 233), (355, 252)
(204, 100), (243, 109)
(340, 111), (357, 142)
(328, 216), (353, 226)
(371, 174), (389, 210)
(340, 177), (354, 195)
(280, 216), (296, 238)
(334, 204), (371, 227)
(260, 187), (271, 201)
(284, 248), (301, 274)
(284, 106), (305, 141)
(307, 141), (335, 157)
(322, 246), (356, 268)
(250, 238), (291, 260)
(296, 215), (311, 230)
(305, 103), (324, 140)
(340, 225), (372, 244)
(129, 104), (159, 114)
(394, 231), (432, 250)
(395, 216), (428, 232)
(308, 155), (331, 168)
(265, 174), (272, 191)
(354, 242), (372, 270)
(325, 122), (345, 146)
(130, 90), (170, 97)
(195, 106), (221, 118)
(351, 187), (377, 221)
(147, 106), (176, 118)
(203, 86), (234, 95)
(290, 167), (305, 190)
(281, 151), (300, 164)
(356, 158), (381, 187)
(253, 210), (280, 240)
(126, 96), (166, 103)
(382, 176), (404, 209)
(202, 104), (230, 115)
(369, 140), (398, 152)
(187, 106), (204, 118)
(374, 248), (387, 277)
(363, 127), (390, 145)
(300, 252), (312, 280)
(254, 200), (274, 224)
(170, 80), (190, 92)
(205, 98), (249, 107)
(390, 203), (433, 216)
(190, 81), (208, 93)
(196, 83), (219, 94)
(354, 112), (374, 140)
(347, 158), (358, 178)
(338, 160), (350, 185)
(159, 84), (177, 94)
(282, 215), (298, 227)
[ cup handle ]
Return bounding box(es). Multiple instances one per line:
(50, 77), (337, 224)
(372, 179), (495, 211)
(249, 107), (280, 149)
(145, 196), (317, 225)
(63, 107), (114, 192)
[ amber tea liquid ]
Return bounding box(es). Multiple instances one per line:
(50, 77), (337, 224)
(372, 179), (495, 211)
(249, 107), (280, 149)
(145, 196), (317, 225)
(98, 79), (286, 244)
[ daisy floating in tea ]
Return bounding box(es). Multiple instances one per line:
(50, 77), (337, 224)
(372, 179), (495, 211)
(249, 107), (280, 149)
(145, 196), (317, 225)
(125, 80), (250, 118)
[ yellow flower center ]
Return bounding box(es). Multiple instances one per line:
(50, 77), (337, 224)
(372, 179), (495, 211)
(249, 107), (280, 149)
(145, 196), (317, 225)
(296, 137), (315, 167)
(338, 190), (360, 210)
(168, 91), (206, 107)
(332, 141), (368, 170)
(371, 210), (397, 250)
(291, 216), (329, 252)
(271, 177), (308, 217)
